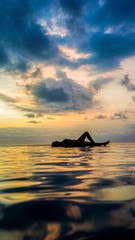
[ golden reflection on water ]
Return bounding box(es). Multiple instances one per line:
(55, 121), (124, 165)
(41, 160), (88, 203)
(0, 143), (135, 239)
(66, 203), (81, 219)
(45, 223), (61, 240)
(0, 143), (135, 203)
(96, 185), (135, 201)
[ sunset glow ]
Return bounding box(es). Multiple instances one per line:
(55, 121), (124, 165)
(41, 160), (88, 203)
(1, 0), (135, 143)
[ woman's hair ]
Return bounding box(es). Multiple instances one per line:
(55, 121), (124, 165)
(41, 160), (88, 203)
(51, 141), (61, 147)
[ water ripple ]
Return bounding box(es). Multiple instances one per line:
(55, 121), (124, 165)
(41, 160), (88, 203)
(0, 143), (135, 239)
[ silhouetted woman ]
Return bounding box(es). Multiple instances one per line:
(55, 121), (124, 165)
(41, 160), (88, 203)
(52, 131), (110, 147)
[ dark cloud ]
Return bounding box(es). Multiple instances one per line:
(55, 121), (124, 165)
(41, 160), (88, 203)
(79, 0), (135, 70)
(0, 0), (64, 71)
(90, 77), (113, 91)
(65, 0), (135, 70)
(0, 0), (92, 73)
(111, 112), (128, 120)
(95, 114), (106, 119)
(121, 75), (135, 102)
(24, 113), (35, 118)
(121, 74), (135, 92)
(89, 0), (135, 28)
(1, 0), (135, 73)
(58, 0), (88, 39)
(29, 71), (94, 112)
(27, 121), (41, 124)
(15, 59), (30, 73)
(59, 0), (86, 17)
(32, 68), (42, 78)
(8, 70), (112, 115)
(56, 70), (67, 79)
(80, 32), (135, 70)
(3, 71), (94, 114)
(22, 23), (58, 60)
(0, 93), (18, 103)
(32, 78), (69, 103)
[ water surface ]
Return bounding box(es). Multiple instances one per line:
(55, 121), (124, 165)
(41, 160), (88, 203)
(0, 143), (135, 239)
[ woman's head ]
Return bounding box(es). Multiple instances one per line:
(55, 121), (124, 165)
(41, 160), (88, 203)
(51, 141), (62, 147)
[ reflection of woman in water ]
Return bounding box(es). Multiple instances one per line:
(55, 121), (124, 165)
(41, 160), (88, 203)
(52, 132), (110, 147)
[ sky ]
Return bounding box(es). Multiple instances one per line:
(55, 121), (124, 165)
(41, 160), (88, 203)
(0, 0), (135, 144)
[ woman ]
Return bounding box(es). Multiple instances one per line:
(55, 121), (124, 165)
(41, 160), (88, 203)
(52, 132), (110, 147)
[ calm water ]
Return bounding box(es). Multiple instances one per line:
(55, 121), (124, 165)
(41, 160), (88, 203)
(0, 143), (135, 240)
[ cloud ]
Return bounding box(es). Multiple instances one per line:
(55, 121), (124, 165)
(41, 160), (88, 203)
(36, 112), (44, 117)
(121, 74), (135, 102)
(28, 71), (94, 112)
(0, 94), (44, 116)
(15, 59), (30, 73)
(56, 70), (67, 79)
(24, 113), (35, 118)
(8, 70), (112, 115)
(11, 104), (45, 116)
(80, 32), (135, 70)
(47, 116), (54, 120)
(110, 112), (128, 120)
(11, 105), (42, 113)
(0, 0), (72, 72)
(27, 121), (41, 124)
(89, 0), (135, 28)
(4, 71), (95, 115)
(32, 68), (42, 78)
(132, 95), (135, 102)
(66, 0), (135, 70)
(0, 94), (45, 117)
(95, 114), (106, 119)
(80, 0), (135, 70)
(1, 0), (135, 73)
(0, 93), (18, 103)
(32, 78), (69, 103)
(121, 74), (135, 92)
(59, 0), (86, 17)
(90, 77), (113, 91)
(78, 111), (85, 115)
(58, 0), (88, 39)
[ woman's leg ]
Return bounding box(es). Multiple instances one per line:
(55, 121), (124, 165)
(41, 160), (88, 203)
(77, 132), (95, 143)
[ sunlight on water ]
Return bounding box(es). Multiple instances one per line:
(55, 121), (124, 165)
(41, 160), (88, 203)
(0, 143), (135, 239)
